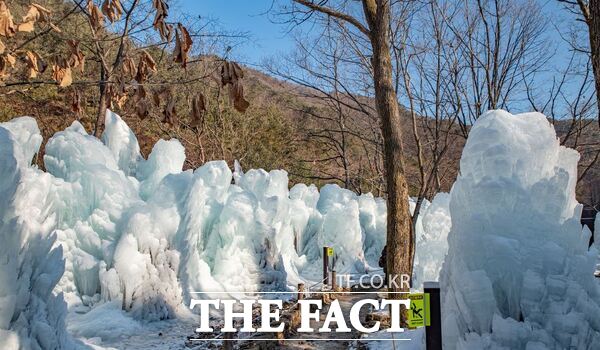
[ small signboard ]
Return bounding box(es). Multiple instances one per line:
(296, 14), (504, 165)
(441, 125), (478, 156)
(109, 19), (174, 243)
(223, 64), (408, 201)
(407, 293), (430, 328)
(326, 247), (334, 257)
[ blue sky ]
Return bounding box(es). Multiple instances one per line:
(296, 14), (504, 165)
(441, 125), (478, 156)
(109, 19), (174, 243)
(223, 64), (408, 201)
(179, 1), (294, 67)
(178, 1), (577, 68)
(176, 0), (590, 116)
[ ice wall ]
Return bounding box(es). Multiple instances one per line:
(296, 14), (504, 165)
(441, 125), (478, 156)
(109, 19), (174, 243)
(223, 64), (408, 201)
(0, 118), (78, 350)
(0, 110), (454, 338)
(1, 111), (420, 327)
(440, 110), (600, 349)
(412, 193), (451, 288)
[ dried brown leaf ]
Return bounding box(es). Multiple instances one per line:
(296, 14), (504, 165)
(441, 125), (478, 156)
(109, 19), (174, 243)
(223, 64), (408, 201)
(134, 50), (156, 83)
(162, 94), (176, 125)
(71, 88), (82, 116)
(220, 61), (244, 86)
(32, 4), (51, 16)
(0, 1), (16, 37)
(67, 40), (85, 72)
(18, 3), (50, 32)
(220, 61), (249, 113)
(0, 53), (15, 78)
(17, 20), (34, 32)
(141, 50), (156, 72)
(112, 78), (128, 108)
(52, 57), (72, 87)
(101, 0), (123, 23)
(190, 93), (206, 127)
(152, 0), (171, 41)
(229, 82), (249, 113)
(152, 89), (161, 107)
(173, 23), (192, 68)
(49, 22), (61, 32)
(87, 0), (105, 31)
(123, 56), (136, 78)
(24, 50), (47, 78)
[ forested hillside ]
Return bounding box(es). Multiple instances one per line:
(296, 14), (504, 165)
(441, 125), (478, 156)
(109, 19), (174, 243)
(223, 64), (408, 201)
(0, 0), (597, 205)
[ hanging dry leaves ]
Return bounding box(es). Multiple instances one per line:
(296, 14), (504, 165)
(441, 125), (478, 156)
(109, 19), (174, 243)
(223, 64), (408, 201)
(220, 61), (250, 113)
(23, 50), (47, 78)
(152, 0), (172, 41)
(0, 39), (5, 54)
(0, 1), (16, 37)
(52, 57), (72, 87)
(229, 82), (249, 113)
(221, 61), (243, 85)
(18, 3), (51, 32)
(31, 4), (51, 20)
(71, 88), (82, 116)
(87, 0), (105, 31)
(67, 40), (85, 72)
(190, 93), (206, 128)
(141, 50), (156, 72)
(101, 0), (122, 23)
(122, 55), (136, 78)
(173, 23), (192, 68)
(130, 84), (149, 119)
(134, 50), (156, 83)
(162, 92), (176, 125)
(0, 53), (15, 78)
(112, 78), (128, 108)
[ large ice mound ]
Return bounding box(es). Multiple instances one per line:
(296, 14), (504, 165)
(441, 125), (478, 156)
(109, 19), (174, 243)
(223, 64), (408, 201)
(0, 118), (77, 350)
(440, 110), (600, 349)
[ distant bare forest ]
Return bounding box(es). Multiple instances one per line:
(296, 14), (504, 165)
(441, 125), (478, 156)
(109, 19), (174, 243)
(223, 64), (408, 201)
(0, 0), (598, 208)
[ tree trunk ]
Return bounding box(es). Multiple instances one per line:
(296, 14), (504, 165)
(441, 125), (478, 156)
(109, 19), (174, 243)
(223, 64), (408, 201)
(364, 0), (413, 294)
(589, 0), (600, 126)
(94, 68), (108, 137)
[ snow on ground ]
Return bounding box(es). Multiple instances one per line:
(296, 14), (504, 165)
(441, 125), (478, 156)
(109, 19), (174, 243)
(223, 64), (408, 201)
(361, 328), (425, 350)
(440, 110), (600, 349)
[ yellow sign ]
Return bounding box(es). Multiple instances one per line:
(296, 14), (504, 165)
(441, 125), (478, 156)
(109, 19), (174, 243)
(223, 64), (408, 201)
(407, 293), (430, 328)
(326, 247), (334, 257)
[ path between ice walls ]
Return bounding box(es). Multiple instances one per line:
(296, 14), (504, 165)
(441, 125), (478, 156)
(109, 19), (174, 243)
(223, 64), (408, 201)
(0, 110), (451, 349)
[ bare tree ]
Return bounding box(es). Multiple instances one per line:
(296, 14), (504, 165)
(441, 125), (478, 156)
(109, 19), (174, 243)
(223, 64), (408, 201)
(524, 50), (600, 207)
(558, 0), (600, 126)
(284, 0), (415, 293)
(390, 0), (463, 238)
(266, 25), (384, 194)
(433, 0), (549, 134)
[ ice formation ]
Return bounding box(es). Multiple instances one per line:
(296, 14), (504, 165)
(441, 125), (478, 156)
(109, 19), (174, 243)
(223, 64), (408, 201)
(7, 108), (594, 349)
(0, 118), (77, 350)
(2, 111), (428, 329)
(440, 110), (600, 349)
(0, 109), (458, 347)
(412, 193), (452, 289)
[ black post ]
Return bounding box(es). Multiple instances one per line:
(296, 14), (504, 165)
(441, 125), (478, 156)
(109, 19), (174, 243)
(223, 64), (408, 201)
(322, 246), (329, 286)
(331, 270), (337, 291)
(424, 281), (442, 350)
